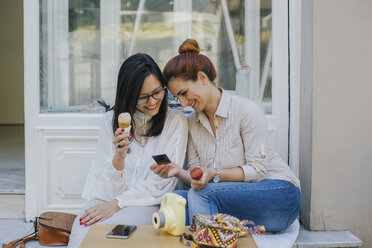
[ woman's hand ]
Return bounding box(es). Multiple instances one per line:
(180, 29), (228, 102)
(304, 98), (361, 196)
(80, 200), (121, 227)
(113, 128), (132, 159)
(191, 168), (217, 190)
(150, 162), (180, 178)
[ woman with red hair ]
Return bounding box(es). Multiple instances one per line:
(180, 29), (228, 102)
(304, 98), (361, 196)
(151, 39), (301, 232)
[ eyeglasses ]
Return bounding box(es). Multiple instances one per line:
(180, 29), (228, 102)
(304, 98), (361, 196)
(137, 87), (166, 105)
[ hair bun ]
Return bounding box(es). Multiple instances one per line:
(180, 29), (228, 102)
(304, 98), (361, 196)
(178, 39), (201, 54)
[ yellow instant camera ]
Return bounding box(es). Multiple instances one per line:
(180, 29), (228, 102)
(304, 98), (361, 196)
(152, 193), (187, 236)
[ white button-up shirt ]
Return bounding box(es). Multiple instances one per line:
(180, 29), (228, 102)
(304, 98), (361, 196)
(82, 108), (188, 208)
(187, 89), (300, 188)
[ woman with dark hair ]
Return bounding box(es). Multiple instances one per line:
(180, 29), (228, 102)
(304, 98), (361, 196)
(68, 53), (188, 247)
(151, 39), (301, 232)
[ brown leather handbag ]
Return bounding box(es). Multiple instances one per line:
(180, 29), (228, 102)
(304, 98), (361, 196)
(2, 211), (77, 248)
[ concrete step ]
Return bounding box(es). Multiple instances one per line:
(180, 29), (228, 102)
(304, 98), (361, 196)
(0, 189), (25, 219)
(295, 226), (363, 248)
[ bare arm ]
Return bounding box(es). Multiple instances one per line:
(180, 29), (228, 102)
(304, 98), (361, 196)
(152, 164), (245, 191)
(150, 162), (192, 185)
(191, 167), (245, 190)
(112, 128), (131, 171)
(218, 167), (245, 182)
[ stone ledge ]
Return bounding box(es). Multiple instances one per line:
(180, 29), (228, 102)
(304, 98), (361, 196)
(294, 226), (363, 248)
(0, 188), (25, 195)
(0, 194), (25, 219)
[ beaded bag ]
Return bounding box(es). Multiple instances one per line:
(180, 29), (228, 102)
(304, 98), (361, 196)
(180, 213), (265, 248)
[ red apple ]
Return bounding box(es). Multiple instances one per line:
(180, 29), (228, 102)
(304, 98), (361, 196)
(190, 167), (203, 180)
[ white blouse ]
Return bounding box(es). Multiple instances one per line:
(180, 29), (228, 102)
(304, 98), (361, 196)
(187, 89), (300, 188)
(81, 108), (188, 208)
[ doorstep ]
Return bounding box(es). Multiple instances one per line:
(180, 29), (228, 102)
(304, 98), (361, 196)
(294, 225), (363, 248)
(0, 189), (25, 219)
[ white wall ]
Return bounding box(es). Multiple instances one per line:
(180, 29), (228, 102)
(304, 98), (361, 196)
(0, 0), (24, 124)
(300, 0), (372, 246)
(298, 0), (313, 230)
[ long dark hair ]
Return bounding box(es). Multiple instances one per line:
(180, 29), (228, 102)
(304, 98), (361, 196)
(112, 53), (168, 137)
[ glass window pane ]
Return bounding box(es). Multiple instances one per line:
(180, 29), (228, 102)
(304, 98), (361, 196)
(120, 0), (175, 69)
(40, 0), (102, 113)
(260, 0), (272, 113)
(69, 0), (101, 107)
(39, 0), (273, 114)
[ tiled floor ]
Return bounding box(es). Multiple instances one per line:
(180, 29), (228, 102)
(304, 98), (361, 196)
(0, 125), (24, 190)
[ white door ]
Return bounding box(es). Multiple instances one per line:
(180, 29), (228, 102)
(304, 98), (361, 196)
(24, 0), (288, 220)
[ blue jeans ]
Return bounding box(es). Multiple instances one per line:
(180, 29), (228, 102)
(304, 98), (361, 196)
(174, 179), (301, 232)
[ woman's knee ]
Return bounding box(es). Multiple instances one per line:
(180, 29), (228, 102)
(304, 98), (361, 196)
(187, 188), (207, 205)
(258, 185), (301, 232)
(187, 185), (215, 199)
(106, 205), (159, 225)
(68, 217), (92, 248)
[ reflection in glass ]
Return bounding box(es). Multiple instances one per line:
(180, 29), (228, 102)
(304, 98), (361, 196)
(68, 0), (100, 107)
(120, 0), (174, 70)
(39, 0), (273, 114)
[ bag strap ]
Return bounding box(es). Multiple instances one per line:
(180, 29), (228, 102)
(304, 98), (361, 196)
(240, 219), (266, 235)
(180, 218), (265, 248)
(180, 233), (239, 248)
(242, 225), (266, 235)
(241, 219), (256, 226)
(2, 232), (37, 248)
(20, 235), (38, 248)
(180, 233), (201, 248)
(2, 217), (40, 248)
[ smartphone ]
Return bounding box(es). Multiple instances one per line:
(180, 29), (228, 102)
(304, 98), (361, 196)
(106, 224), (137, 239)
(152, 154), (171, 165)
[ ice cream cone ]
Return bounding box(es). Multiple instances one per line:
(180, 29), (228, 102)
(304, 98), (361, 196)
(118, 112), (131, 132)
